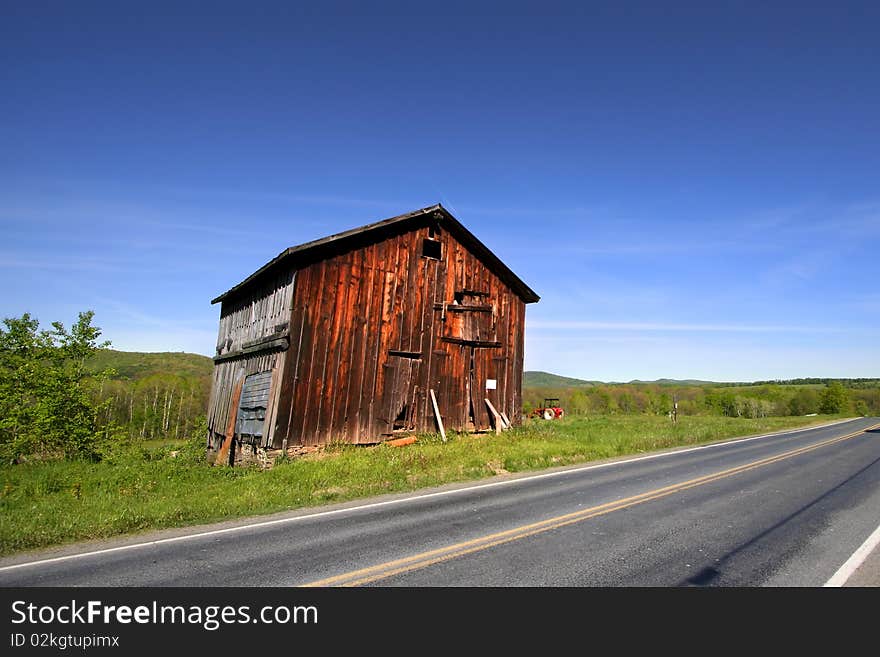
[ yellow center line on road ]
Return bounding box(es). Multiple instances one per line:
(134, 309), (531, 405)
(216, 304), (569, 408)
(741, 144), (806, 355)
(302, 421), (880, 587)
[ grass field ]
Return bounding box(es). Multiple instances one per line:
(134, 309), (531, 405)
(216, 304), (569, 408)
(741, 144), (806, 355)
(0, 413), (848, 557)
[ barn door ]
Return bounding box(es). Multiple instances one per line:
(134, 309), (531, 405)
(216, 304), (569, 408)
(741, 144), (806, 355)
(455, 345), (493, 432)
(470, 346), (502, 431)
(379, 353), (420, 435)
(431, 343), (499, 433)
(466, 346), (477, 431)
(236, 371), (272, 445)
(467, 345), (501, 431)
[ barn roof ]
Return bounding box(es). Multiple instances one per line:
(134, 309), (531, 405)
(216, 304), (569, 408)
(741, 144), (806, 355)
(211, 204), (540, 304)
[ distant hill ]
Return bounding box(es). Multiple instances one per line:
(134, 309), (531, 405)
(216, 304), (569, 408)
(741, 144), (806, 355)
(523, 371), (599, 388)
(627, 378), (720, 386)
(524, 371), (723, 388)
(87, 349), (214, 381)
(524, 372), (879, 389)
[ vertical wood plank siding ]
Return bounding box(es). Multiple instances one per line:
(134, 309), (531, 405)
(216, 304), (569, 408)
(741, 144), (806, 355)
(209, 216), (532, 449)
(214, 269), (295, 358)
(206, 270), (295, 447)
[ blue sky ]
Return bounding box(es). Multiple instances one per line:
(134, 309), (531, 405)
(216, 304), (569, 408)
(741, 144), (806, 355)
(1, 1), (878, 382)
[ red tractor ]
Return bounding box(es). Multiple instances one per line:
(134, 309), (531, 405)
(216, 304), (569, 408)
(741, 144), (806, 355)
(530, 398), (565, 420)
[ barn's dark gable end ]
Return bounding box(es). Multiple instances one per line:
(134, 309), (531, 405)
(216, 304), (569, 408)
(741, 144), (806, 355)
(206, 204), (539, 460)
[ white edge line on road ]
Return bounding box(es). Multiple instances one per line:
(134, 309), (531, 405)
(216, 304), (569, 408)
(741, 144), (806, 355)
(0, 417), (860, 573)
(824, 523), (880, 587)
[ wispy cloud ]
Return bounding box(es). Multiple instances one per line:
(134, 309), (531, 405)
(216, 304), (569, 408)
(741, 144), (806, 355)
(0, 175), (417, 213)
(506, 239), (774, 256)
(0, 251), (222, 274)
(527, 320), (843, 333)
(0, 197), (327, 237)
(759, 255), (825, 286)
(94, 299), (218, 355)
(0, 253), (128, 273)
(507, 199), (880, 259)
(148, 185), (418, 211)
(852, 294), (880, 314)
(736, 200), (880, 239)
(98, 299), (214, 330)
(106, 328), (217, 356)
(139, 214), (330, 238)
(455, 204), (600, 219)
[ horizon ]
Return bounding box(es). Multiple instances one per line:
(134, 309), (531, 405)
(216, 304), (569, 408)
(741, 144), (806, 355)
(88, 348), (877, 386)
(521, 369), (880, 385)
(2, 3), (878, 381)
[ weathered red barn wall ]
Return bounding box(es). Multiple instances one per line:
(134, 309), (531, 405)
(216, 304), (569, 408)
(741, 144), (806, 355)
(427, 235), (526, 435)
(206, 207), (535, 452)
(272, 220), (527, 447)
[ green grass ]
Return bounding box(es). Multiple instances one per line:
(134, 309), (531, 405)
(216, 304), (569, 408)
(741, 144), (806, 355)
(0, 413), (848, 557)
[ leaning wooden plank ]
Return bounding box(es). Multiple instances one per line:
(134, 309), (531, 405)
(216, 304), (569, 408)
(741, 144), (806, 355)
(499, 411), (511, 430)
(430, 389), (446, 442)
(386, 436), (417, 447)
(215, 378), (244, 466)
(485, 398), (502, 435)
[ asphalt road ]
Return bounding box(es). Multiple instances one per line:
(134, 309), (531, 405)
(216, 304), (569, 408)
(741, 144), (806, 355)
(2, 417), (879, 587)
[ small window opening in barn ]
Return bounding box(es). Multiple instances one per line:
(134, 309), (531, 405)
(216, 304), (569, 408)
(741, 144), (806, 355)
(422, 237), (442, 260)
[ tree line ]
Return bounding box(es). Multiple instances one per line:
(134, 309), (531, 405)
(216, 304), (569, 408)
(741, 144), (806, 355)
(96, 374), (209, 442)
(523, 379), (879, 420)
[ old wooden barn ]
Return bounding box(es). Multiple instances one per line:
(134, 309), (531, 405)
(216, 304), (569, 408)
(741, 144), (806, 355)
(206, 204), (539, 461)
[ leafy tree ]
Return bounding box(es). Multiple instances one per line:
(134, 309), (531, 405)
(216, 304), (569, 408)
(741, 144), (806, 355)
(819, 381), (849, 415)
(850, 389), (879, 415)
(591, 387), (616, 414)
(788, 388), (819, 416)
(617, 392), (635, 413)
(568, 389), (589, 416)
(650, 391), (672, 416)
(704, 390), (737, 417)
(0, 311), (113, 462)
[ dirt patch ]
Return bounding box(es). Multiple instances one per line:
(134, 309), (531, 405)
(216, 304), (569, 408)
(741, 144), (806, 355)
(291, 446), (329, 460)
(311, 486), (347, 499)
(486, 460), (509, 475)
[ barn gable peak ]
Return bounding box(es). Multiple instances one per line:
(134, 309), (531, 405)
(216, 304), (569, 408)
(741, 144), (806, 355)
(211, 204), (539, 305)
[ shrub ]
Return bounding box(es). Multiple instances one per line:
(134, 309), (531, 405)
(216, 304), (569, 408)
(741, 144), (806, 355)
(0, 311), (113, 463)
